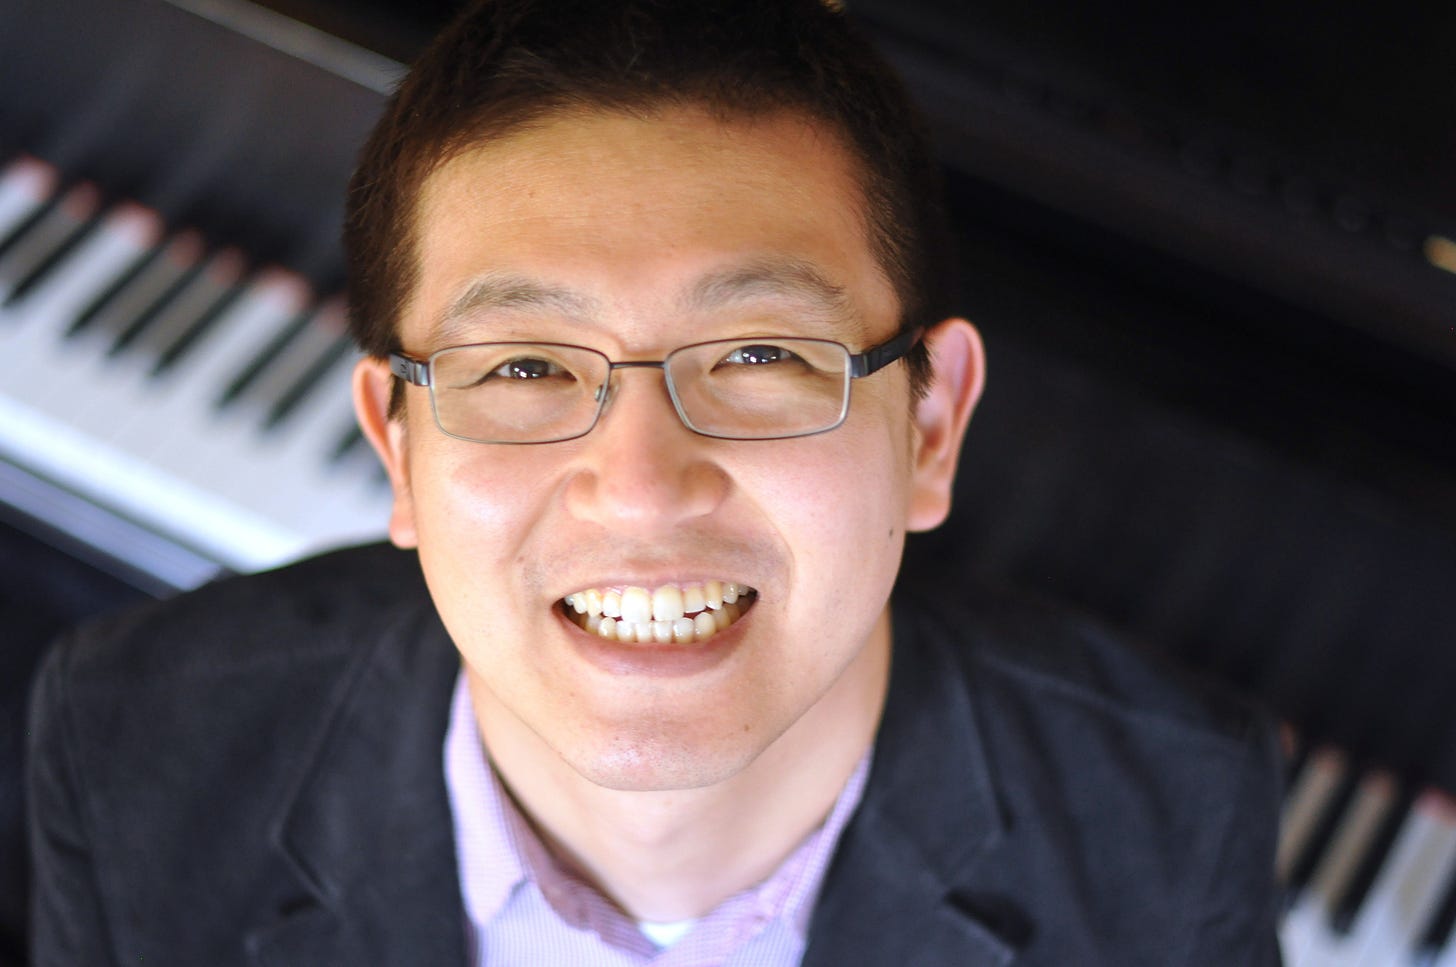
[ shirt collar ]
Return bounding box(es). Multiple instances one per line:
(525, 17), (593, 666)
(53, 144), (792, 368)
(442, 671), (528, 929)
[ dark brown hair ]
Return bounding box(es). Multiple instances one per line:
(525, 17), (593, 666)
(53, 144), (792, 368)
(343, 0), (951, 397)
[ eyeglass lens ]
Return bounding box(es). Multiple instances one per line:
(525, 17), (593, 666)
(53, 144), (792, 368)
(427, 339), (853, 443)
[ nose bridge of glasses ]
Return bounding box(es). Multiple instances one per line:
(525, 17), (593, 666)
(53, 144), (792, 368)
(593, 357), (675, 408)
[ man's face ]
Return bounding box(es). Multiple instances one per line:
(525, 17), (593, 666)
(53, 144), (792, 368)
(357, 106), (975, 792)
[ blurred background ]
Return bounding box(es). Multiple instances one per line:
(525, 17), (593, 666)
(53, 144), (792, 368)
(1, 1), (1453, 963)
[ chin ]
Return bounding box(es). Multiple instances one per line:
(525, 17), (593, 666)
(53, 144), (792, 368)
(563, 725), (765, 793)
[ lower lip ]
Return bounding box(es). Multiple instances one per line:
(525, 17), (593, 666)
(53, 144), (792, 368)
(556, 602), (752, 678)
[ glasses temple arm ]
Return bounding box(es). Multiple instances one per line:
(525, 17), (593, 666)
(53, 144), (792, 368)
(849, 327), (923, 378)
(388, 352), (432, 387)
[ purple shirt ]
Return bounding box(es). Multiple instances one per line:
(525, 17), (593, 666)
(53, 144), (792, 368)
(443, 673), (871, 966)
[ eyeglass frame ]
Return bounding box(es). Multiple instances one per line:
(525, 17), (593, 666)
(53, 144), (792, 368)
(386, 326), (923, 444)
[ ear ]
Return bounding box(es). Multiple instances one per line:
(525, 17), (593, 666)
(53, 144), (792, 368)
(906, 318), (985, 533)
(352, 356), (420, 549)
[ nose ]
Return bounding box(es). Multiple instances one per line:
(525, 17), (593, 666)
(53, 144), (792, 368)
(563, 367), (729, 532)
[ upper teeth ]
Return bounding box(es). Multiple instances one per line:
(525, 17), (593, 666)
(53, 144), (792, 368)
(564, 581), (750, 622)
(563, 581), (755, 643)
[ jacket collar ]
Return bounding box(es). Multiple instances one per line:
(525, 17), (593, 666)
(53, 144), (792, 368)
(246, 591), (469, 967)
(802, 601), (1019, 967)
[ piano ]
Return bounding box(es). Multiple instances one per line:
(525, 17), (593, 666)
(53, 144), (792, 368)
(0, 155), (389, 585)
(2, 0), (1455, 964)
(0, 0), (405, 589)
(1277, 745), (1456, 967)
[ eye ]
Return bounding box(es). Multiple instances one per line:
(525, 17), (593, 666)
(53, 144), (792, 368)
(487, 356), (569, 381)
(719, 343), (801, 367)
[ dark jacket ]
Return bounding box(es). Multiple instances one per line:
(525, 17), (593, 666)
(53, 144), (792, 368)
(27, 543), (1282, 965)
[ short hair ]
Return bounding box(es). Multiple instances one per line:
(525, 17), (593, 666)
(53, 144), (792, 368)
(343, 0), (951, 400)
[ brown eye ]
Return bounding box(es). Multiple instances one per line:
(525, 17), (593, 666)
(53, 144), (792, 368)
(719, 344), (800, 367)
(477, 357), (573, 382)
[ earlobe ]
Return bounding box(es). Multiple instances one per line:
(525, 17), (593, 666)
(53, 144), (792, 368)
(906, 318), (985, 533)
(352, 357), (420, 549)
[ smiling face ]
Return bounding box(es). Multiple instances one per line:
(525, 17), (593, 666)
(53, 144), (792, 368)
(355, 106), (980, 793)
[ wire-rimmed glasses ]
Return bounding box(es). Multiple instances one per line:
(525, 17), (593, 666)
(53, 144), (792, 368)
(387, 328), (921, 444)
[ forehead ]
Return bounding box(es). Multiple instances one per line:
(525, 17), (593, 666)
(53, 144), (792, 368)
(403, 106), (897, 348)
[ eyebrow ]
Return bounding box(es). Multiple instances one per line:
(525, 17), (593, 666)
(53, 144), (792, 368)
(428, 258), (864, 348)
(430, 273), (599, 346)
(682, 258), (861, 331)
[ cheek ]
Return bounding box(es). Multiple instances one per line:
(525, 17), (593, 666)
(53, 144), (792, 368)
(414, 430), (536, 524)
(408, 437), (563, 596)
(746, 420), (911, 600)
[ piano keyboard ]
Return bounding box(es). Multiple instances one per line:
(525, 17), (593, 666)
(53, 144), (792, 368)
(0, 155), (389, 588)
(1278, 747), (1456, 966)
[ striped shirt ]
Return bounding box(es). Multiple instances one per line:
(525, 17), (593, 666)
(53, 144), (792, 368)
(443, 673), (871, 966)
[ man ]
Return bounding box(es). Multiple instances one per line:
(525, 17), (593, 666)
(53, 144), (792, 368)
(27, 1), (1283, 964)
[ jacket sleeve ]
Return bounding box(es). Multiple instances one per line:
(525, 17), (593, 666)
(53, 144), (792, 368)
(26, 639), (116, 967)
(1187, 708), (1286, 966)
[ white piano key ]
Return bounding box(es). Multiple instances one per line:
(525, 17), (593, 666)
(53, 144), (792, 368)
(0, 254), (387, 573)
(1285, 771), (1397, 967)
(1347, 794), (1456, 967)
(224, 302), (348, 421)
(70, 229), (205, 349)
(0, 182), (100, 301)
(0, 156), (57, 240)
(0, 164), (389, 575)
(0, 205), (163, 412)
(122, 286), (384, 556)
(1, 202), (160, 324)
(1404, 806), (1456, 967)
(115, 269), (310, 431)
(105, 273), (308, 464)
(260, 351), (371, 505)
(1, 205), (167, 422)
(270, 350), (366, 480)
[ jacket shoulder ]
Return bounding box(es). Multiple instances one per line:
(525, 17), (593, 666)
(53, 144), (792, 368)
(906, 586), (1272, 753)
(882, 589), (1284, 964)
(46, 542), (428, 684)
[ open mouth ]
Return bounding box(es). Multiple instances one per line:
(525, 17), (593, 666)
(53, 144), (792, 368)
(562, 580), (757, 644)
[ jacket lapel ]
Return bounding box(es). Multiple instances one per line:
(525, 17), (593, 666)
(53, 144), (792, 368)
(802, 604), (1019, 967)
(245, 598), (469, 967)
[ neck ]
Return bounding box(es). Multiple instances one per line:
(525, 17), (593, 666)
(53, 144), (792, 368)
(467, 612), (891, 921)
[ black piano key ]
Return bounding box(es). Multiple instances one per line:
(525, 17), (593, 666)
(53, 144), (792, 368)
(1284, 767), (1362, 906)
(263, 333), (352, 431)
(1329, 781), (1417, 934)
(151, 279), (246, 377)
(108, 253), (207, 356)
(2, 194), (105, 306)
(67, 241), (159, 335)
(0, 183), (100, 303)
(67, 231), (201, 345)
(0, 174), (58, 261)
(215, 308), (312, 410)
(128, 249), (246, 372)
(1414, 860), (1456, 967)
